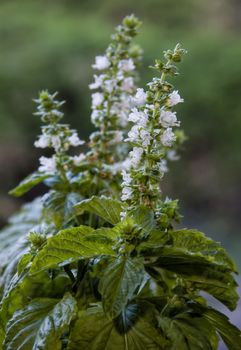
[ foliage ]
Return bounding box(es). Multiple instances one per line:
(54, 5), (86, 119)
(0, 15), (240, 350)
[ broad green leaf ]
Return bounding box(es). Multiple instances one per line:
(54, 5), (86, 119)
(129, 205), (156, 233)
(31, 226), (115, 273)
(158, 314), (218, 350)
(17, 254), (32, 275)
(170, 229), (237, 271)
(9, 172), (50, 197)
(99, 257), (145, 318)
(203, 308), (241, 350)
(0, 270), (72, 338)
(43, 191), (82, 228)
(0, 198), (43, 294)
(140, 228), (239, 310)
(75, 196), (122, 225)
(68, 305), (168, 350)
(145, 249), (238, 310)
(4, 293), (77, 350)
(145, 229), (237, 272)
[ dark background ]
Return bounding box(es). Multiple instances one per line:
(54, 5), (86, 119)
(0, 0), (240, 342)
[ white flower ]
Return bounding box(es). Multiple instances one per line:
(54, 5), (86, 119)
(34, 134), (50, 148)
(72, 153), (86, 166)
(89, 74), (105, 90)
(128, 108), (148, 126)
(159, 159), (168, 173)
(91, 110), (103, 124)
(122, 170), (132, 185)
(127, 125), (151, 147)
(68, 132), (85, 147)
(92, 55), (110, 70)
(167, 150), (180, 161)
(129, 147), (143, 167)
(140, 129), (151, 147)
(121, 186), (132, 201)
(51, 109), (64, 118)
(168, 90), (184, 106)
(161, 128), (176, 147)
(159, 110), (179, 128)
(132, 88), (147, 106)
(127, 125), (140, 143)
(39, 156), (56, 173)
(104, 79), (116, 93)
(121, 77), (134, 92)
(122, 157), (132, 170)
(118, 59), (135, 72)
(92, 92), (104, 107)
(51, 135), (61, 151)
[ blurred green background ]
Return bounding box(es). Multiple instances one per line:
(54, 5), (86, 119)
(0, 0), (240, 323)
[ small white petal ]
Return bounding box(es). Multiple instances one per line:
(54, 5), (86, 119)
(122, 170), (132, 185)
(168, 90), (184, 106)
(121, 186), (133, 201)
(132, 88), (147, 106)
(89, 74), (105, 90)
(72, 153), (86, 166)
(167, 150), (180, 161)
(118, 59), (135, 72)
(161, 128), (176, 147)
(121, 77), (134, 92)
(39, 156), (56, 173)
(92, 56), (110, 70)
(68, 132), (84, 147)
(34, 134), (50, 148)
(51, 135), (61, 151)
(159, 110), (179, 128)
(139, 129), (151, 147)
(91, 92), (104, 107)
(104, 79), (116, 93)
(159, 159), (168, 173)
(128, 108), (148, 126)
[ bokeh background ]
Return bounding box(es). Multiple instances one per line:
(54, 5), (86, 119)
(0, 0), (240, 344)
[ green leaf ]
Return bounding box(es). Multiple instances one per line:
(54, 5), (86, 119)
(203, 308), (241, 350)
(43, 191), (82, 228)
(129, 205), (156, 233)
(145, 249), (238, 310)
(99, 257), (145, 318)
(158, 314), (218, 350)
(0, 270), (72, 338)
(9, 172), (50, 197)
(0, 198), (43, 294)
(17, 254), (32, 275)
(140, 229), (239, 310)
(30, 226), (116, 273)
(68, 305), (167, 350)
(4, 293), (77, 350)
(170, 229), (237, 272)
(145, 229), (237, 272)
(75, 195), (122, 225)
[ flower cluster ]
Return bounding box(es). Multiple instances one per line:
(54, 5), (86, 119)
(121, 44), (186, 212)
(34, 91), (85, 173)
(88, 15), (142, 167)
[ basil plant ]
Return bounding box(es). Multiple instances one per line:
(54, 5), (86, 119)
(0, 15), (240, 350)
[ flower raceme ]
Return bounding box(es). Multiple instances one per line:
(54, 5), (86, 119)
(34, 91), (85, 173)
(88, 15), (142, 170)
(121, 44), (186, 211)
